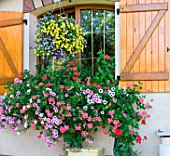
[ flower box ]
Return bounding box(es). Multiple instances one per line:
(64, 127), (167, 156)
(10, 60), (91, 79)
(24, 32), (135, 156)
(67, 147), (104, 156)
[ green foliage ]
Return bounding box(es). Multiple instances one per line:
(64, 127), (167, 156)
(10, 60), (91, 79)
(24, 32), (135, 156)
(0, 52), (152, 155)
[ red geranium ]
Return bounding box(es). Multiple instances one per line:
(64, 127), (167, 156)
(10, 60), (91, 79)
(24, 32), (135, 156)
(42, 76), (47, 81)
(69, 62), (76, 66)
(46, 82), (52, 87)
(74, 71), (80, 77)
(105, 55), (110, 60)
(96, 85), (102, 89)
(141, 119), (146, 125)
(136, 135), (142, 144)
(73, 77), (78, 81)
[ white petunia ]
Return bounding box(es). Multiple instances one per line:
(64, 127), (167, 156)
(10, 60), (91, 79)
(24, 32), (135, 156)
(39, 113), (44, 117)
(17, 132), (21, 135)
(101, 111), (105, 114)
(26, 84), (30, 87)
(123, 89), (127, 94)
(91, 106), (94, 109)
(83, 106), (88, 111)
(29, 99), (33, 103)
(27, 89), (31, 93)
(41, 121), (44, 125)
(111, 87), (115, 91)
(99, 89), (103, 93)
(26, 105), (30, 109)
(87, 99), (91, 104)
(108, 90), (112, 93)
(34, 120), (37, 124)
(103, 100), (108, 105)
(110, 92), (115, 97)
(86, 89), (90, 93)
(24, 121), (28, 128)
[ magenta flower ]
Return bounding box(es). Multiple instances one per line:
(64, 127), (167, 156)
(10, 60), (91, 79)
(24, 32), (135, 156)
(0, 108), (4, 115)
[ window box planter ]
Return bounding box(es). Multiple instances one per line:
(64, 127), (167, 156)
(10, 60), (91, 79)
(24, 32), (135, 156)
(67, 147), (104, 156)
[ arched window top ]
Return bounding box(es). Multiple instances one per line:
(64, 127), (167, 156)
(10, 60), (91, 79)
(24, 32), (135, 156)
(25, 0), (115, 16)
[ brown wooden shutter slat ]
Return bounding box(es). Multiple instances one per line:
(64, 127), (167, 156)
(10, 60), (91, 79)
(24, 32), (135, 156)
(121, 3), (168, 13)
(121, 72), (169, 81)
(0, 18), (23, 28)
(0, 78), (14, 85)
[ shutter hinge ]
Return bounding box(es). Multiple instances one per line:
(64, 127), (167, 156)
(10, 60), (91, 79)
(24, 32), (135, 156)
(23, 19), (27, 25)
(116, 8), (120, 15)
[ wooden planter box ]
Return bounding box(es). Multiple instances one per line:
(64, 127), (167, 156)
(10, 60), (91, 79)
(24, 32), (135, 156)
(67, 147), (104, 156)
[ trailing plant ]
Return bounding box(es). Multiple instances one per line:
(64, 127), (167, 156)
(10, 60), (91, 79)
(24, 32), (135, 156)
(0, 52), (151, 156)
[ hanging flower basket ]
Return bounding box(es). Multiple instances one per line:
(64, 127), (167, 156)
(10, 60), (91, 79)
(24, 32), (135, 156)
(35, 13), (85, 59)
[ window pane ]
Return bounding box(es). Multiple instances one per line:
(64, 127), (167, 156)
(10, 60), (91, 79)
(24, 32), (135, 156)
(80, 9), (115, 74)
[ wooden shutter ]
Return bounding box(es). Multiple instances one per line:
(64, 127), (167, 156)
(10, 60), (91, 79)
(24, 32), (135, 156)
(0, 12), (23, 94)
(120, 0), (170, 92)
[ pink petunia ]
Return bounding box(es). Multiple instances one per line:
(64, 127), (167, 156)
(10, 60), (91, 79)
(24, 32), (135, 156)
(123, 113), (127, 118)
(145, 103), (151, 109)
(81, 131), (89, 137)
(140, 98), (144, 103)
(16, 103), (20, 107)
(44, 93), (49, 98)
(0, 108), (4, 115)
(32, 95), (37, 99)
(108, 118), (113, 124)
(96, 116), (101, 122)
(87, 123), (93, 129)
(113, 120), (120, 125)
(20, 109), (26, 114)
(82, 112), (88, 119)
(133, 102), (137, 109)
(88, 117), (92, 122)
(47, 113), (53, 118)
(65, 105), (71, 111)
(75, 125), (81, 131)
(66, 112), (72, 117)
(113, 99), (117, 103)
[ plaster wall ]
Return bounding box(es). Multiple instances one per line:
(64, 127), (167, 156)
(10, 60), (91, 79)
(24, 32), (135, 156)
(134, 93), (170, 156)
(0, 0), (23, 12)
(0, 93), (169, 156)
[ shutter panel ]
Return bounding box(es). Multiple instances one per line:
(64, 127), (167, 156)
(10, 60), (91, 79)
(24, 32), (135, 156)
(0, 12), (23, 94)
(120, 0), (169, 92)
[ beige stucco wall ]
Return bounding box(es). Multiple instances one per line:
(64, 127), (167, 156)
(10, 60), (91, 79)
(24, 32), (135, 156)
(0, 0), (23, 12)
(0, 128), (114, 156)
(134, 93), (170, 156)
